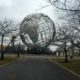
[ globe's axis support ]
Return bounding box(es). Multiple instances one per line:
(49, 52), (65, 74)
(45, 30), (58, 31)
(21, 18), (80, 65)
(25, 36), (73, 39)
(19, 13), (56, 54)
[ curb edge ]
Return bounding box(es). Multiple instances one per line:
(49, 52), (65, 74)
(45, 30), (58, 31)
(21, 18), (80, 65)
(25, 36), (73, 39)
(49, 58), (80, 78)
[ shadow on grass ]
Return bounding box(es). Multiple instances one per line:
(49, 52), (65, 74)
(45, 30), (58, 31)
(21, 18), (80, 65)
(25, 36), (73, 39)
(52, 57), (80, 75)
(0, 56), (17, 66)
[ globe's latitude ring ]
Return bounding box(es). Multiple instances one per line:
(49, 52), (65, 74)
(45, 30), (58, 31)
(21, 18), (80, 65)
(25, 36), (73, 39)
(19, 13), (56, 48)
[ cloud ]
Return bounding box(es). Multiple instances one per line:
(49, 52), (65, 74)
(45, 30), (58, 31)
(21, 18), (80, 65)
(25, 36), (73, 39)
(0, 0), (57, 22)
(0, 0), (13, 7)
(49, 45), (58, 52)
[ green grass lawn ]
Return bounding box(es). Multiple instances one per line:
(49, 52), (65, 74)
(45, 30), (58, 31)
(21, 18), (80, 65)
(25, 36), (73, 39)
(52, 57), (80, 75)
(0, 56), (17, 66)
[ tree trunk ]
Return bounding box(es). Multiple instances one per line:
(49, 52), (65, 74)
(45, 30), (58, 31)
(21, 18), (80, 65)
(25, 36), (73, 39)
(11, 38), (15, 53)
(17, 42), (20, 58)
(70, 45), (74, 59)
(64, 49), (68, 62)
(78, 48), (80, 56)
(64, 42), (68, 62)
(1, 35), (4, 60)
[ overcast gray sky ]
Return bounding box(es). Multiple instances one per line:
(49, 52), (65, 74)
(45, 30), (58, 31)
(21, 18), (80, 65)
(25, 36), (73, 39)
(0, 0), (57, 23)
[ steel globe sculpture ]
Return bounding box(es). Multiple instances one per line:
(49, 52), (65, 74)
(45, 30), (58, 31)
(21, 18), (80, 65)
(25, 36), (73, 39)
(20, 13), (55, 53)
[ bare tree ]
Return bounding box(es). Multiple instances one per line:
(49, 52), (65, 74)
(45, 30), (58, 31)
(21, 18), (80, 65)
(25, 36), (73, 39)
(48, 0), (80, 11)
(53, 25), (76, 62)
(0, 19), (17, 60)
(48, 0), (80, 31)
(47, 0), (80, 52)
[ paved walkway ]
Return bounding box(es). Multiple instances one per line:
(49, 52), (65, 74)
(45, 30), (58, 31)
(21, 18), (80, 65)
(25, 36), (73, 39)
(0, 57), (80, 80)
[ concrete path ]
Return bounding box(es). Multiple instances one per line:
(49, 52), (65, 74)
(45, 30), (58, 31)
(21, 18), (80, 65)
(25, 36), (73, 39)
(0, 57), (80, 80)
